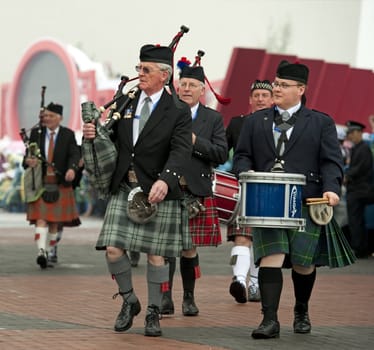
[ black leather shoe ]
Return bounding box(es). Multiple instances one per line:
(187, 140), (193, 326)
(160, 292), (174, 315)
(182, 291), (199, 316)
(229, 277), (247, 303)
(293, 304), (311, 333)
(36, 249), (48, 269)
(130, 251), (140, 267)
(251, 319), (280, 339)
(114, 299), (141, 332)
(144, 305), (162, 337)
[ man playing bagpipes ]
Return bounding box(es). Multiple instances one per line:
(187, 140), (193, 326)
(82, 41), (193, 337)
(23, 102), (81, 269)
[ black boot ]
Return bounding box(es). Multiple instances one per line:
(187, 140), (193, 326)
(144, 305), (162, 337)
(182, 291), (199, 316)
(251, 267), (282, 339)
(293, 301), (311, 333)
(114, 292), (141, 332)
(292, 269), (315, 334)
(180, 255), (200, 316)
(160, 257), (176, 315)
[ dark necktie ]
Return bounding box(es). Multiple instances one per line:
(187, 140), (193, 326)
(274, 111), (297, 156)
(139, 97), (151, 134)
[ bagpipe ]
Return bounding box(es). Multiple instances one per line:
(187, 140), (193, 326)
(21, 86), (63, 203)
(21, 86), (46, 203)
(81, 25), (190, 200)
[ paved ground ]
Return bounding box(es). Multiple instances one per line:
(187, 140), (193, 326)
(0, 210), (373, 350)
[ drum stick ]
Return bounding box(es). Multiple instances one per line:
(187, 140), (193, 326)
(306, 197), (328, 203)
(306, 200), (329, 205)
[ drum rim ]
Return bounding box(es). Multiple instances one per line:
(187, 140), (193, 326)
(213, 169), (241, 225)
(239, 171), (306, 185)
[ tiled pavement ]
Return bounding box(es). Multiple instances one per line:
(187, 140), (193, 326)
(0, 211), (373, 350)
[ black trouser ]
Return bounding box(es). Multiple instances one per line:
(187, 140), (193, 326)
(346, 192), (368, 256)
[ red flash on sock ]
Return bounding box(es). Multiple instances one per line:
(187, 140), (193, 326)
(160, 282), (169, 293)
(194, 266), (201, 279)
(34, 234), (40, 241)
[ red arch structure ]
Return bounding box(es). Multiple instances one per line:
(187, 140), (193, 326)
(217, 48), (374, 130)
(1, 38), (115, 140)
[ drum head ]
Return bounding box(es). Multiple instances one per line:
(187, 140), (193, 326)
(127, 187), (157, 224)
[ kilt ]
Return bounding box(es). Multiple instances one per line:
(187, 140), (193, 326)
(96, 184), (192, 257)
(252, 206), (356, 268)
(226, 220), (252, 241)
(188, 196), (222, 247)
(27, 184), (81, 227)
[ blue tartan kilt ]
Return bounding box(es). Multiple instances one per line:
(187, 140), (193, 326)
(252, 206), (356, 268)
(96, 184), (192, 257)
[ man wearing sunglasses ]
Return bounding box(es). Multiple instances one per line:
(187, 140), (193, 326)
(233, 60), (346, 339)
(82, 44), (192, 337)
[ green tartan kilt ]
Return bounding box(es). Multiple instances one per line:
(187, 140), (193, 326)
(96, 184), (192, 257)
(252, 206), (356, 268)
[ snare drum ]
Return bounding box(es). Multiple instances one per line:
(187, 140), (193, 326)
(213, 170), (240, 224)
(238, 172), (306, 231)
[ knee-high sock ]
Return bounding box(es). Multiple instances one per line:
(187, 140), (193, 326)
(147, 262), (169, 312)
(47, 232), (58, 253)
(292, 268), (316, 305)
(34, 227), (48, 252)
(259, 267), (283, 322)
(180, 255), (200, 294)
(164, 257), (176, 298)
(106, 254), (137, 303)
(230, 246), (250, 285)
(249, 245), (259, 287)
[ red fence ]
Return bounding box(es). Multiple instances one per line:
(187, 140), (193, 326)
(217, 48), (374, 130)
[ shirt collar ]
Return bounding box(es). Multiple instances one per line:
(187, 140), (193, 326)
(139, 88), (163, 106)
(190, 103), (200, 120)
(276, 102), (301, 116)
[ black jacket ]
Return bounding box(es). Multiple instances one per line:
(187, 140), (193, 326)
(233, 106), (344, 199)
(182, 104), (227, 197)
(23, 126), (81, 186)
(110, 89), (192, 200)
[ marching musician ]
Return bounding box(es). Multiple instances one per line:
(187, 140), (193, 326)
(226, 79), (273, 304)
(345, 120), (373, 258)
(82, 44), (192, 337)
(233, 61), (347, 339)
(160, 61), (228, 316)
(23, 102), (81, 269)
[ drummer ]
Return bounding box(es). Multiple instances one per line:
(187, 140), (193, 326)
(226, 79), (273, 304)
(233, 60), (345, 339)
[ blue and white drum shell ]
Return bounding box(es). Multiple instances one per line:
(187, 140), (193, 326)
(238, 172), (306, 231)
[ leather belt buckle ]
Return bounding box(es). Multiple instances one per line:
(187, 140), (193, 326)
(128, 170), (138, 183)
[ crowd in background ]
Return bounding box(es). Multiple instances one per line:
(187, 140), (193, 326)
(0, 136), (107, 217)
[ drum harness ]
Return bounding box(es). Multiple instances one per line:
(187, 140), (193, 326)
(272, 110), (297, 172)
